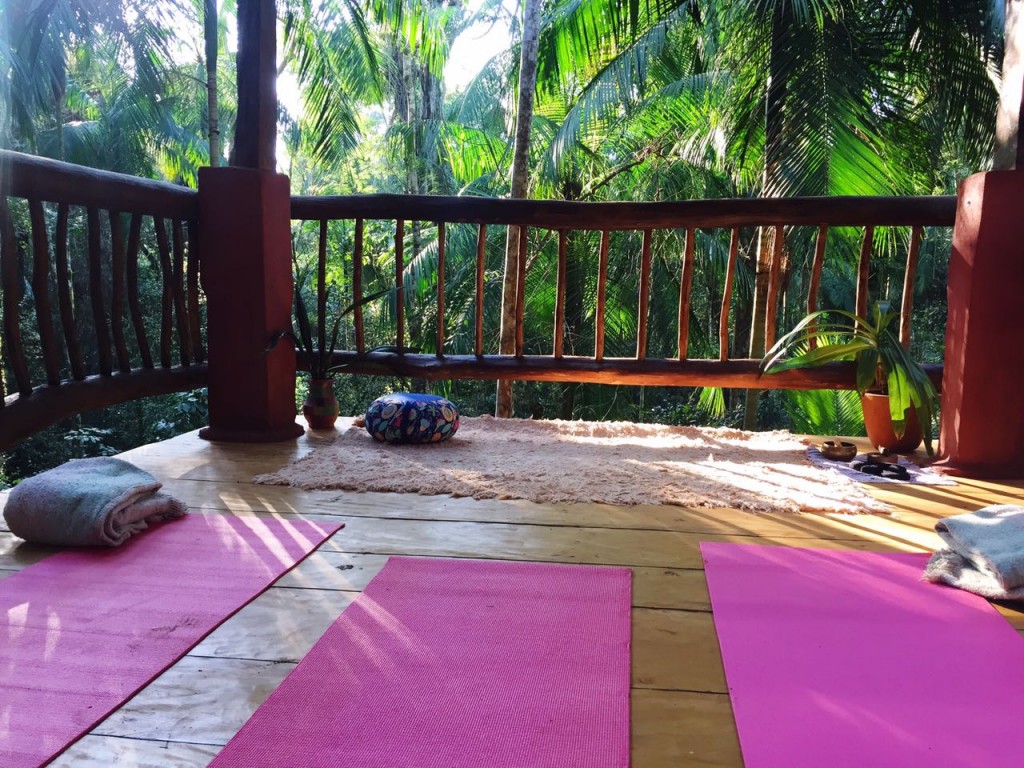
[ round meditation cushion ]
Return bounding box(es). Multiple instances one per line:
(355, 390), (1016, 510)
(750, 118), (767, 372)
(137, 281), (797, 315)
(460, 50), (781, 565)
(364, 393), (460, 444)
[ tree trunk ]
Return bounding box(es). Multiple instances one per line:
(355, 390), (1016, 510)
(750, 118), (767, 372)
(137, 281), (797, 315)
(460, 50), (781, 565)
(496, 0), (541, 417)
(995, 0), (1024, 169)
(205, 0), (220, 167)
(742, 4), (788, 431)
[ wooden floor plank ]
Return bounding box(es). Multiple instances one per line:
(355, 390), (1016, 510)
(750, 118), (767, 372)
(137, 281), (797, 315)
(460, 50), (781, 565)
(187, 587), (355, 663)
(157, 477), (936, 540)
(320, 515), (927, 569)
(91, 656), (293, 746)
(633, 609), (726, 693)
(5, 425), (1024, 767)
(52, 736), (220, 768)
(632, 689), (742, 768)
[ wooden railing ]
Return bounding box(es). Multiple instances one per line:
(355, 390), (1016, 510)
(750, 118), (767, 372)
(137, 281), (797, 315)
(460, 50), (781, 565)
(0, 150), (207, 450)
(291, 194), (954, 389)
(0, 150), (956, 450)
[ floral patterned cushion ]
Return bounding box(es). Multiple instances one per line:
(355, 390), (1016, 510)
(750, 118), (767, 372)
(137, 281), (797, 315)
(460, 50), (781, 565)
(364, 393), (460, 444)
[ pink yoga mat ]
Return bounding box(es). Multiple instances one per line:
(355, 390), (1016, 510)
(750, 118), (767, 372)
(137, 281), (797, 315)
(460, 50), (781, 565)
(0, 513), (340, 767)
(701, 543), (1024, 768)
(211, 557), (632, 768)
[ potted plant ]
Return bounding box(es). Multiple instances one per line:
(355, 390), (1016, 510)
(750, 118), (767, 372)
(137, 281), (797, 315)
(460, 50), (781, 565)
(274, 265), (392, 430)
(760, 302), (937, 455)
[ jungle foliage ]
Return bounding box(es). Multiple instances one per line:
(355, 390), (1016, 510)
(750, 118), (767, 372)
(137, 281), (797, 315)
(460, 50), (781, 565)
(0, 0), (1003, 484)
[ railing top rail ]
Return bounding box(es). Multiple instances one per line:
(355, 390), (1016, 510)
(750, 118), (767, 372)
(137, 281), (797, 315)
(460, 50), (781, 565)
(0, 150), (198, 219)
(291, 193), (957, 229)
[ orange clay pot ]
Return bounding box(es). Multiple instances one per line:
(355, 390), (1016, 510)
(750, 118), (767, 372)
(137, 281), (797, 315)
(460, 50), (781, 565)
(302, 378), (340, 430)
(861, 392), (922, 454)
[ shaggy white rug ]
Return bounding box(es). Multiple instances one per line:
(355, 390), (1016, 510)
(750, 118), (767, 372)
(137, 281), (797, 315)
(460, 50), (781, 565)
(255, 416), (891, 515)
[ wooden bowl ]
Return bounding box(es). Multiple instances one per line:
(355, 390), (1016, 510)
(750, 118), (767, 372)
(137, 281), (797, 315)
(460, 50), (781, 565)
(820, 440), (858, 462)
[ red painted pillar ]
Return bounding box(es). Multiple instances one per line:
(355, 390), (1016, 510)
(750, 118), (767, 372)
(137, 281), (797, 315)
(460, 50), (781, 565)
(197, 167), (304, 442)
(937, 171), (1024, 477)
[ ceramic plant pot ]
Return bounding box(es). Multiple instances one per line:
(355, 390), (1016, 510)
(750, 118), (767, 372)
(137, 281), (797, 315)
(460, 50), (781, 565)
(302, 378), (340, 430)
(861, 392), (922, 454)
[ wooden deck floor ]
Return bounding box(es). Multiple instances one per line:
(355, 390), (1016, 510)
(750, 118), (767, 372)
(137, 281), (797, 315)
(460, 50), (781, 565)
(3, 422), (1024, 767)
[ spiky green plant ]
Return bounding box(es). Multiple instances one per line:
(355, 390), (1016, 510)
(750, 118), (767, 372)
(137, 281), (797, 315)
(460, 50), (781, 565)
(760, 302), (937, 454)
(286, 264), (394, 379)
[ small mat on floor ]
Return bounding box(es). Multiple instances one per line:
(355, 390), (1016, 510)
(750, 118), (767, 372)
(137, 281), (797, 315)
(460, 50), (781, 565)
(0, 513), (340, 768)
(806, 446), (956, 485)
(256, 416), (891, 514)
(701, 543), (1024, 768)
(210, 557), (631, 768)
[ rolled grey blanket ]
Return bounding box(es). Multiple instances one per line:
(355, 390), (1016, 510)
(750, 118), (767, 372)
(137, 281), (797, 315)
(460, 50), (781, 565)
(3, 457), (188, 547)
(924, 504), (1024, 600)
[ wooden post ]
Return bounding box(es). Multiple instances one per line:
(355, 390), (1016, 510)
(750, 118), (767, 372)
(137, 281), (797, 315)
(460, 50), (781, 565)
(198, 168), (302, 442)
(936, 3), (1024, 476)
(234, 0), (278, 170)
(937, 171), (1024, 477)
(198, 0), (301, 442)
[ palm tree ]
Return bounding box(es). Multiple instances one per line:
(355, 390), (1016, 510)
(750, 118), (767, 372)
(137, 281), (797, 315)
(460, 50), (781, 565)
(1, 0), (180, 158)
(495, 0), (542, 417)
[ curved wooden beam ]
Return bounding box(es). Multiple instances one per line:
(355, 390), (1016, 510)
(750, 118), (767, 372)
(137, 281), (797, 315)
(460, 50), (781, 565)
(0, 367), (209, 454)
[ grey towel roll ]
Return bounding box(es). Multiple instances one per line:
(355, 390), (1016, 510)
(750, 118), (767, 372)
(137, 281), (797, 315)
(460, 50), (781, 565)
(3, 457), (188, 547)
(924, 504), (1024, 600)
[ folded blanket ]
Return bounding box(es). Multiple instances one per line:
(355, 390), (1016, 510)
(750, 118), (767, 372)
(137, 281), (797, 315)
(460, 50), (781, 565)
(924, 505), (1024, 600)
(3, 457), (188, 547)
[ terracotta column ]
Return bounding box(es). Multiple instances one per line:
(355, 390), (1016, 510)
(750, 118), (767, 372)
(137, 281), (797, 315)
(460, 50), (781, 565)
(937, 171), (1024, 477)
(197, 168), (302, 442)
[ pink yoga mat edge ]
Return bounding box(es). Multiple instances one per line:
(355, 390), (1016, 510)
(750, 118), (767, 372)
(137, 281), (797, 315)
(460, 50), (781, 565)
(211, 556), (632, 768)
(701, 541), (1024, 768)
(0, 513), (342, 767)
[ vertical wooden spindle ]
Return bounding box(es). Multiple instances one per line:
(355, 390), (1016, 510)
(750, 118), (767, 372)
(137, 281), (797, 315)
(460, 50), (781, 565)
(171, 220), (192, 366)
(595, 230), (610, 361)
(677, 228), (695, 360)
(28, 200), (61, 383)
(87, 207), (113, 376)
(108, 210), (132, 373)
(395, 219), (405, 353)
(54, 203), (84, 379)
(554, 230), (568, 359)
(0, 197), (31, 395)
(515, 225), (528, 357)
(807, 224), (828, 315)
(317, 219), (328, 358)
(856, 225), (874, 319)
(900, 226), (923, 349)
(126, 213), (153, 369)
(436, 222), (446, 356)
(636, 229), (652, 360)
(475, 223), (486, 357)
(763, 224), (784, 350)
(719, 228), (740, 361)
(805, 224), (828, 350)
(186, 220), (204, 362)
(353, 218), (365, 353)
(154, 217), (174, 368)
